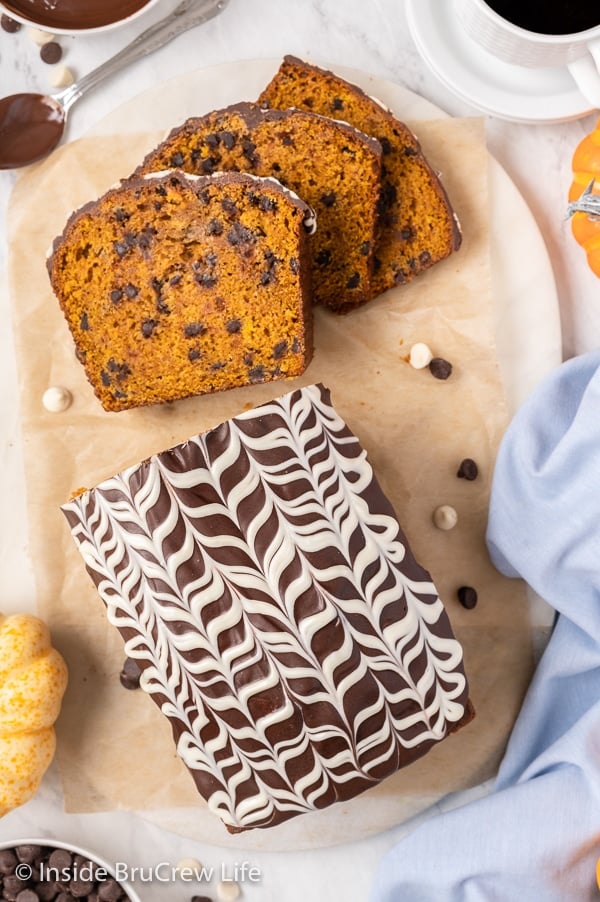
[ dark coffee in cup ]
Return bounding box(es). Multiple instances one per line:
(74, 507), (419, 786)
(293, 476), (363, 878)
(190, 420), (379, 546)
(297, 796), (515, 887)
(484, 1), (599, 35)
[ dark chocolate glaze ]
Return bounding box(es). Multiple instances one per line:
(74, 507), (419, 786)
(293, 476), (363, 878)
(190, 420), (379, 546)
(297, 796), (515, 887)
(1, 0), (152, 29)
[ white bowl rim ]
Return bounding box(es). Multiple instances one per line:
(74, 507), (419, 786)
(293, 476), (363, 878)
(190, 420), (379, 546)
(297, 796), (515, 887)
(0, 837), (143, 902)
(0, 0), (161, 35)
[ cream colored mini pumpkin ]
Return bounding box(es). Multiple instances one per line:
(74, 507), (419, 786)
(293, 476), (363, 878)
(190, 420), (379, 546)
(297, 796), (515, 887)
(0, 613), (68, 815)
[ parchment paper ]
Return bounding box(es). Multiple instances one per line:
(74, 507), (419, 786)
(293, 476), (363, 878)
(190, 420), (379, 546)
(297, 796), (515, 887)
(7, 116), (534, 849)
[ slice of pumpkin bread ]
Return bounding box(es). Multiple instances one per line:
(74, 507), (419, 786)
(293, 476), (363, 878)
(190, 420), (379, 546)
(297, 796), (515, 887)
(259, 56), (462, 296)
(137, 102), (382, 312)
(47, 170), (314, 412)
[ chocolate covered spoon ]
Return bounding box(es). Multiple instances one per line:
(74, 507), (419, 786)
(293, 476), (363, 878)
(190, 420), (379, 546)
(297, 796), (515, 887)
(0, 0), (229, 169)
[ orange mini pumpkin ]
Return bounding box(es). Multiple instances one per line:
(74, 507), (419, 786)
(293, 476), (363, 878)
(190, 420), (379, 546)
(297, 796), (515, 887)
(569, 117), (600, 277)
(0, 612), (68, 815)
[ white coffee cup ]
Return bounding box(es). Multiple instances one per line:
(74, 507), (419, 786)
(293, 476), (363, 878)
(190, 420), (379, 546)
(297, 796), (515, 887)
(454, 0), (600, 108)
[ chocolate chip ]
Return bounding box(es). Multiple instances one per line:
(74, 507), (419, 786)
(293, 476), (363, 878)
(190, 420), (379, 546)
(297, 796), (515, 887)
(400, 227), (414, 241)
(457, 458), (478, 480)
(124, 283), (139, 299)
(260, 270), (276, 286)
(119, 657), (141, 690)
(110, 289), (123, 303)
(419, 250), (432, 266)
(3, 874), (27, 896)
(141, 319), (158, 338)
(201, 157), (216, 174)
(225, 319), (241, 334)
(80, 312), (90, 331)
(241, 138), (257, 163)
(219, 130), (235, 149)
(107, 358), (130, 379)
(69, 878), (93, 898)
(188, 348), (201, 362)
(1, 14), (21, 32)
(15, 890), (38, 902)
(289, 257), (299, 274)
(0, 850), (17, 874)
(332, 97), (344, 110)
(137, 228), (155, 250)
(377, 182), (397, 212)
(170, 151), (184, 167)
(96, 880), (121, 901)
(380, 136), (392, 155)
(204, 132), (220, 148)
(34, 883), (57, 901)
(429, 357), (452, 380)
(320, 191), (336, 208)
(272, 340), (288, 360)
(393, 268), (408, 285)
(184, 322), (206, 337)
(457, 586), (478, 610)
(48, 848), (72, 871)
(346, 272), (360, 289)
(259, 195), (276, 212)
(206, 218), (223, 236)
(113, 242), (128, 258)
(227, 222), (255, 246)
(248, 365), (266, 383)
(403, 145), (418, 156)
(220, 198), (238, 216)
(40, 41), (62, 64)
(291, 338), (301, 353)
(16, 844), (42, 863)
(316, 249), (331, 266)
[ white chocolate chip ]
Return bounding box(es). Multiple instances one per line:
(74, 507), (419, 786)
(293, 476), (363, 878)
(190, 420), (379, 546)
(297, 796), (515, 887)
(433, 505), (458, 531)
(175, 858), (203, 877)
(43, 385), (73, 412)
(217, 880), (241, 901)
(409, 342), (433, 369)
(49, 65), (74, 88)
(28, 27), (56, 44)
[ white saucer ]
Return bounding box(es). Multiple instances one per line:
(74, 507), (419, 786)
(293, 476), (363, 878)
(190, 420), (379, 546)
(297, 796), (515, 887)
(405, 0), (594, 123)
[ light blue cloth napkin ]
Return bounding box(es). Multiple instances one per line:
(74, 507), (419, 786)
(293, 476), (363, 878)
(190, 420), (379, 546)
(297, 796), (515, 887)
(372, 350), (600, 902)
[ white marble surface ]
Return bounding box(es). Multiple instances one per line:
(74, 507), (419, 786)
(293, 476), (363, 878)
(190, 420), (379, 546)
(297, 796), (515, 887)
(0, 1), (598, 900)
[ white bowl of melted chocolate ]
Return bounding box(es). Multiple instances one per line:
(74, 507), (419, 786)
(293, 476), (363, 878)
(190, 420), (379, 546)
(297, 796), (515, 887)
(0, 0), (160, 34)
